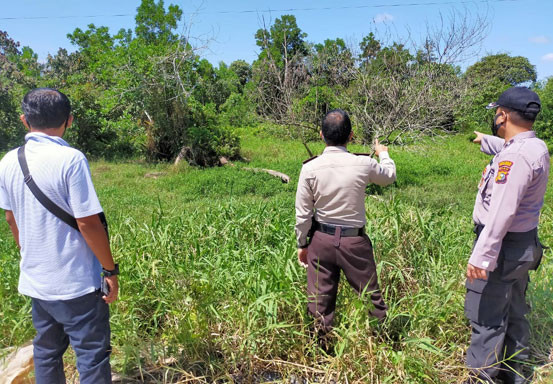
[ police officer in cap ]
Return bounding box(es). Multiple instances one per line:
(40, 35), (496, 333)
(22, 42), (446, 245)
(465, 87), (548, 383)
(295, 109), (396, 348)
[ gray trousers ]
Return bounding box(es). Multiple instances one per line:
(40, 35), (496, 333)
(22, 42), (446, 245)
(465, 228), (542, 383)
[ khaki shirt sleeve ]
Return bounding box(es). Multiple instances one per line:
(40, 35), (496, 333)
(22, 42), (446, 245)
(368, 151), (396, 186)
(481, 135), (505, 156)
(295, 166), (314, 248)
(469, 152), (532, 271)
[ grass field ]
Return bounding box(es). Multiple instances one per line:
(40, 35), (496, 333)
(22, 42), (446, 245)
(1, 131), (552, 383)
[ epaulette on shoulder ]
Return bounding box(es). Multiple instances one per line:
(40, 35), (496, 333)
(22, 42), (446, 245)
(303, 155), (318, 164)
(353, 153), (372, 157)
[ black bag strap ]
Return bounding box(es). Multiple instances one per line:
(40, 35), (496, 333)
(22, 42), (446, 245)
(17, 145), (81, 232)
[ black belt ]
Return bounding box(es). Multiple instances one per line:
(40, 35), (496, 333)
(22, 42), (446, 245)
(473, 224), (539, 246)
(314, 221), (365, 237)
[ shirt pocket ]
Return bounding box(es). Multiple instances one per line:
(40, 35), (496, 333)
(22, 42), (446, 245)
(478, 168), (494, 204)
(500, 243), (542, 278)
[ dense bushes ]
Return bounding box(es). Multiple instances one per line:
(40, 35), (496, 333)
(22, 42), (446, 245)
(535, 78), (553, 142)
(1, 3), (552, 161)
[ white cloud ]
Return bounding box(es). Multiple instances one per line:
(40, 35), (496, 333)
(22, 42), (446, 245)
(542, 53), (553, 62)
(373, 13), (394, 23)
(529, 35), (551, 44)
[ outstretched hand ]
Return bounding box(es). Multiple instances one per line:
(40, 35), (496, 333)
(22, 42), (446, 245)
(473, 131), (485, 144)
(374, 139), (388, 156)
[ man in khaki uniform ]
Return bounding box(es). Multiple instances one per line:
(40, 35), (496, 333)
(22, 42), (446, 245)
(295, 109), (396, 342)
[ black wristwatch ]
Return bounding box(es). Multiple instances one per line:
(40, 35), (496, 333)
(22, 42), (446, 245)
(102, 264), (119, 277)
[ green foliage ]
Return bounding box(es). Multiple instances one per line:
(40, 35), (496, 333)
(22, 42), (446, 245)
(460, 54), (538, 132)
(0, 31), (39, 150)
(534, 78), (553, 142)
(255, 15), (308, 62)
(2, 133), (553, 382)
(219, 92), (258, 128)
(312, 38), (355, 88)
(359, 32), (381, 62)
(293, 85), (336, 129)
(135, 0), (182, 44)
(0, 88), (24, 149)
(465, 53), (537, 87)
(229, 59), (252, 89)
(186, 124), (241, 165)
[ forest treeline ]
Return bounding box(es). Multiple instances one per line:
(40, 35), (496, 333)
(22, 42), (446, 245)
(1, 0), (552, 164)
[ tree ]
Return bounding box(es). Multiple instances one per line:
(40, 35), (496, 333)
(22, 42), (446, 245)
(465, 54), (537, 87)
(359, 32), (381, 63)
(255, 15), (308, 62)
(345, 10), (490, 143)
(252, 15), (314, 154)
(534, 78), (553, 142)
(461, 54), (537, 130)
(312, 38), (355, 88)
(0, 30), (35, 150)
(229, 60), (251, 89)
(135, 0), (183, 44)
(346, 40), (463, 145)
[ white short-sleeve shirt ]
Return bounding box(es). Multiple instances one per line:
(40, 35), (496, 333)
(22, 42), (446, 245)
(0, 132), (103, 300)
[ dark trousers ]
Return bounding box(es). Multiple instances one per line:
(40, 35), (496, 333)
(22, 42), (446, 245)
(465, 228), (542, 383)
(307, 230), (387, 332)
(31, 290), (112, 384)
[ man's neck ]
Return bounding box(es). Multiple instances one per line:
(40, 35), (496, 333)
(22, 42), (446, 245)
(503, 126), (532, 142)
(29, 127), (64, 137)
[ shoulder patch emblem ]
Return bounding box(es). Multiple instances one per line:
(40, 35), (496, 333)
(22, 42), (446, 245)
(353, 153), (372, 157)
(495, 161), (513, 184)
(303, 155), (318, 164)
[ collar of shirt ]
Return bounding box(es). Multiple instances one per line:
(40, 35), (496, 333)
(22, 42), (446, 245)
(25, 132), (70, 147)
(503, 130), (536, 148)
(322, 146), (348, 154)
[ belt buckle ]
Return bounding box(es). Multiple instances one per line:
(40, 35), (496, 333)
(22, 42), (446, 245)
(333, 226), (341, 247)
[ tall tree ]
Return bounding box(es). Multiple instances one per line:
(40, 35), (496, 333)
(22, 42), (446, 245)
(135, 0), (183, 44)
(255, 15), (308, 62)
(461, 54), (537, 130)
(465, 54), (537, 86)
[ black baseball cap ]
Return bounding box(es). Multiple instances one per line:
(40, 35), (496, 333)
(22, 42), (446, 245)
(486, 87), (541, 115)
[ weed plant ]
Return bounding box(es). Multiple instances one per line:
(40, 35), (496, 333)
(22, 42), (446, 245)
(0, 133), (551, 383)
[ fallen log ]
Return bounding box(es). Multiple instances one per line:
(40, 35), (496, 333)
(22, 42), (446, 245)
(0, 342), (34, 384)
(219, 157), (290, 183)
(241, 167), (290, 183)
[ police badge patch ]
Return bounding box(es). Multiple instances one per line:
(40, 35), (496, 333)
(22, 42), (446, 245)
(495, 161), (513, 184)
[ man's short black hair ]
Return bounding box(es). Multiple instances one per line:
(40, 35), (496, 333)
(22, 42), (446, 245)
(21, 88), (71, 129)
(321, 109), (352, 146)
(502, 106), (538, 124)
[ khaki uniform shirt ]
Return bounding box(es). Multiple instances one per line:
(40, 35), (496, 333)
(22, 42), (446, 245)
(295, 146), (396, 247)
(470, 131), (550, 271)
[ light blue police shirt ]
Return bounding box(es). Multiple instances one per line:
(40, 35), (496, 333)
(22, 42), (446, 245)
(0, 132), (103, 300)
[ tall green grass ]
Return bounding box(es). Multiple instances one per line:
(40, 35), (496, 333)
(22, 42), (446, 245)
(0, 133), (551, 383)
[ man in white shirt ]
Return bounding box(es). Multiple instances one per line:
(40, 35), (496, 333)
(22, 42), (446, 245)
(0, 88), (119, 383)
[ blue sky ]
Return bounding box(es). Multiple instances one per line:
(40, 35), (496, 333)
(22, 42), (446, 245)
(2, 0), (553, 80)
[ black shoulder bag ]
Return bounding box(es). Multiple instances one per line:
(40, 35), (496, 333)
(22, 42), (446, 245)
(17, 145), (109, 236)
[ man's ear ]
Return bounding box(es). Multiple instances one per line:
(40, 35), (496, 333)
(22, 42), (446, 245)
(348, 131), (354, 142)
(20, 115), (30, 130)
(66, 115), (74, 128)
(320, 130), (324, 140)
